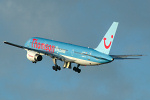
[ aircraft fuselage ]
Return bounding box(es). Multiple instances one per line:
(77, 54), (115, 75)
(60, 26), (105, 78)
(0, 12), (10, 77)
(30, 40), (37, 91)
(25, 37), (113, 66)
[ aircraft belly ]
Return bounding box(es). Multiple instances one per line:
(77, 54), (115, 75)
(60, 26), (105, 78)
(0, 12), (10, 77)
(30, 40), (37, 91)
(75, 60), (101, 66)
(61, 55), (100, 66)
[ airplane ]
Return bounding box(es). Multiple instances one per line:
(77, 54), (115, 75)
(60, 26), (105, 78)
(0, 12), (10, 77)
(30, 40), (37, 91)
(3, 22), (142, 73)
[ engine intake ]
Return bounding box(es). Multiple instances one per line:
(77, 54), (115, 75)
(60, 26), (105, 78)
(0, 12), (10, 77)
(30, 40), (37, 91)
(34, 54), (42, 61)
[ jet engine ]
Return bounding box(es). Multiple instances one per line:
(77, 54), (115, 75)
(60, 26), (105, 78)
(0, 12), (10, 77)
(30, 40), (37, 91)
(27, 51), (42, 63)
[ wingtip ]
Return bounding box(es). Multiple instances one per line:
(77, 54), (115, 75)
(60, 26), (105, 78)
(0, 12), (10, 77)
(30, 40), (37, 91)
(3, 41), (7, 43)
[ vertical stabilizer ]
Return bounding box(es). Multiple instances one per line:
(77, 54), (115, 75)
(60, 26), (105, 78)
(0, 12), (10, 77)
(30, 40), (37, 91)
(95, 22), (119, 54)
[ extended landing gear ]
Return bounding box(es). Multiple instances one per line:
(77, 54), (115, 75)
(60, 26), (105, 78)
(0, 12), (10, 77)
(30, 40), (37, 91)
(52, 58), (61, 71)
(51, 58), (81, 73)
(52, 65), (61, 71)
(73, 64), (81, 73)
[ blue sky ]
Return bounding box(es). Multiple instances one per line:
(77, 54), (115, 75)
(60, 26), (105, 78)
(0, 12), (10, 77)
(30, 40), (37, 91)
(0, 0), (150, 100)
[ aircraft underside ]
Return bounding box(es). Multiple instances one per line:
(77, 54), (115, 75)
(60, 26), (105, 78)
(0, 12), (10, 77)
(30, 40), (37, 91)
(51, 55), (101, 73)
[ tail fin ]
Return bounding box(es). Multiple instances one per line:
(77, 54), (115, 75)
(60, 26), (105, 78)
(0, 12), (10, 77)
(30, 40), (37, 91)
(95, 22), (119, 55)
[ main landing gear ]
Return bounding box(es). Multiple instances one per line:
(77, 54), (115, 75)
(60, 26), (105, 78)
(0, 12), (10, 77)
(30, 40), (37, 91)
(73, 64), (81, 73)
(52, 58), (61, 71)
(52, 58), (81, 73)
(52, 65), (61, 71)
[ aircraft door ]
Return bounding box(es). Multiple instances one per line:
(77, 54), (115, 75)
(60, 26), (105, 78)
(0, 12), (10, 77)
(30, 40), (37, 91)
(88, 51), (92, 60)
(71, 49), (74, 56)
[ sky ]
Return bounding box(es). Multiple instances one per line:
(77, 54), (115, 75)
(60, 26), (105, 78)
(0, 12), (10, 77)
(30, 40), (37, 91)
(0, 0), (150, 100)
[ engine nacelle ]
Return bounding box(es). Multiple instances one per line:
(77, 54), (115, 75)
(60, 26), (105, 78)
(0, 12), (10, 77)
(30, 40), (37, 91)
(27, 51), (42, 62)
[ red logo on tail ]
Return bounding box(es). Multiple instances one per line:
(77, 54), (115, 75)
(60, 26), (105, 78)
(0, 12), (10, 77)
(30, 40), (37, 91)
(104, 35), (113, 49)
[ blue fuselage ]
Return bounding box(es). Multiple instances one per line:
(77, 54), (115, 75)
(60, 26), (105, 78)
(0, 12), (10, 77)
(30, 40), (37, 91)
(24, 37), (113, 66)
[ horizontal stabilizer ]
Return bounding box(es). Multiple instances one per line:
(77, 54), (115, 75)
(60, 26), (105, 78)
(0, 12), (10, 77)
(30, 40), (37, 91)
(110, 55), (143, 60)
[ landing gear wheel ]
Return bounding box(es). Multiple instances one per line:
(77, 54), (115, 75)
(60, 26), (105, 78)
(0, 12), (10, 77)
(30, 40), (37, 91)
(52, 66), (55, 70)
(73, 67), (81, 73)
(73, 67), (76, 71)
(77, 69), (81, 73)
(52, 65), (61, 71)
(58, 66), (61, 70)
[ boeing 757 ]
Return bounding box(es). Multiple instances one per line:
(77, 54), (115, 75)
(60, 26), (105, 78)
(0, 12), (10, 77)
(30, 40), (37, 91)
(4, 22), (142, 73)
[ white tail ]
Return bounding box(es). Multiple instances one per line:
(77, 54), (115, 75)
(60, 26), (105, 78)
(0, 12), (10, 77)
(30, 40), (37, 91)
(95, 22), (119, 54)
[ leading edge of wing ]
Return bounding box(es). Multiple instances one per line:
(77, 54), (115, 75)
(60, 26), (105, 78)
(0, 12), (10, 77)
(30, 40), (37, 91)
(4, 41), (53, 55)
(3, 41), (74, 62)
(110, 55), (143, 60)
(4, 41), (25, 49)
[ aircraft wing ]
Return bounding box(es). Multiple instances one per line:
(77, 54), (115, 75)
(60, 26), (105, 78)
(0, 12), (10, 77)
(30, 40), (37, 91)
(4, 41), (75, 62)
(110, 55), (143, 59)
